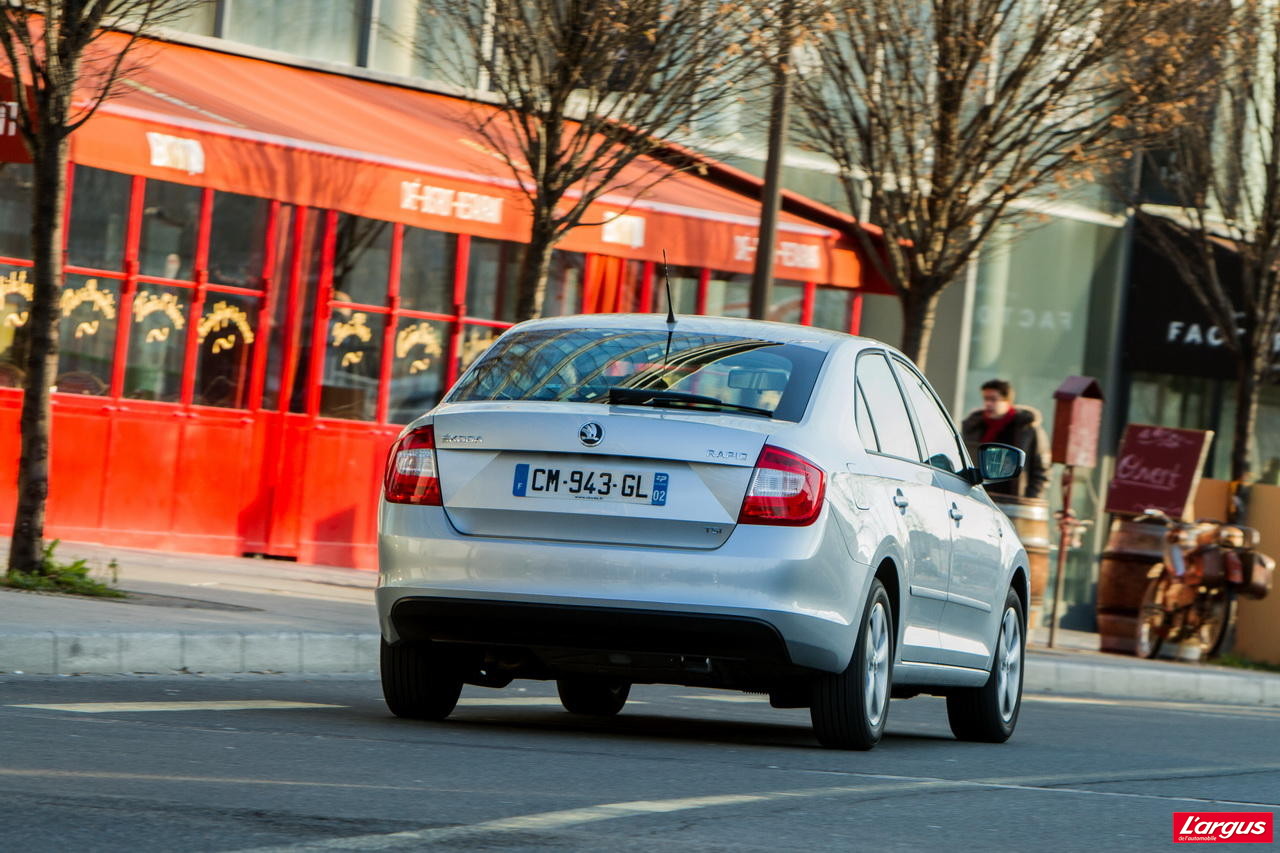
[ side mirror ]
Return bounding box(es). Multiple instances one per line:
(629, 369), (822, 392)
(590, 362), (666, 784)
(978, 443), (1025, 484)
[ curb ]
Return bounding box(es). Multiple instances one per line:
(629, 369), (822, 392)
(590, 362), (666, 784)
(0, 632), (381, 676)
(2, 633), (1278, 709)
(1024, 655), (1280, 708)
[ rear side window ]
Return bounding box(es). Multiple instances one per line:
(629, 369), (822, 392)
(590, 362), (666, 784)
(892, 356), (967, 475)
(855, 351), (919, 459)
(447, 326), (827, 422)
(855, 380), (879, 451)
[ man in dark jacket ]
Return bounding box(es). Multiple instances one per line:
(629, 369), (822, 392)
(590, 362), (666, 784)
(960, 379), (1050, 499)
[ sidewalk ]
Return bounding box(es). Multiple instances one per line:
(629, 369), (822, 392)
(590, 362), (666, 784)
(2, 540), (1279, 708)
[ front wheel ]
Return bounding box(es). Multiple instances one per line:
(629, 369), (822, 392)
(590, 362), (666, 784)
(810, 578), (893, 750)
(946, 589), (1024, 743)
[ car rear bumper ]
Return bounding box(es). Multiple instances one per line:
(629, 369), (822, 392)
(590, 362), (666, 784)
(377, 501), (870, 673)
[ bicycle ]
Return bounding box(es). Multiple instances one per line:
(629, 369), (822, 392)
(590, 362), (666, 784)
(1134, 508), (1273, 660)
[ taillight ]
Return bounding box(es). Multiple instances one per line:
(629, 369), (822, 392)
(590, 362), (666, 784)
(738, 445), (825, 526)
(384, 425), (442, 506)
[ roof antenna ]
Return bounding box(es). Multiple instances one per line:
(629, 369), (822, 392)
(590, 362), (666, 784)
(662, 249), (677, 328)
(662, 250), (677, 373)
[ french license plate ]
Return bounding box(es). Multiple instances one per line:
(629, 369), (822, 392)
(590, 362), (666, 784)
(512, 463), (669, 506)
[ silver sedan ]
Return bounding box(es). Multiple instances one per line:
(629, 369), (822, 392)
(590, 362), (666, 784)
(377, 314), (1029, 749)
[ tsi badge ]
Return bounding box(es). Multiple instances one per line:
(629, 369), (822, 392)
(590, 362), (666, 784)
(579, 422), (604, 447)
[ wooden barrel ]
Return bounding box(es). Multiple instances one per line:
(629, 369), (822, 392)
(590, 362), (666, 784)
(992, 495), (1051, 629)
(1096, 517), (1166, 654)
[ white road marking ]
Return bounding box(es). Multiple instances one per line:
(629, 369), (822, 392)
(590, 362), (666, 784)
(677, 694), (770, 703)
(9, 701), (344, 713)
(228, 766), (1280, 852)
(1024, 695), (1280, 719)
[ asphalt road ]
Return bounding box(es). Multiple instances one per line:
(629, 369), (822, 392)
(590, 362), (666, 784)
(2, 674), (1278, 852)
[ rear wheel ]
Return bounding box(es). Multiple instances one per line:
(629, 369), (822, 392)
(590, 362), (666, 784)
(810, 579), (893, 750)
(1136, 575), (1171, 659)
(947, 589), (1023, 743)
(380, 638), (464, 720)
(1199, 587), (1235, 658)
(556, 678), (631, 716)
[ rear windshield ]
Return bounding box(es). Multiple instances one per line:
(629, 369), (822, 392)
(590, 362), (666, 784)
(447, 327), (827, 421)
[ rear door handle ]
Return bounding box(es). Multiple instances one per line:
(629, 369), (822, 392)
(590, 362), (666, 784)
(949, 504), (964, 522)
(892, 490), (909, 509)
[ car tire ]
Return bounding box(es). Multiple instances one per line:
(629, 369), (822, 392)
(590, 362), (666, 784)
(556, 678), (631, 716)
(380, 638), (464, 721)
(810, 578), (893, 750)
(946, 588), (1024, 743)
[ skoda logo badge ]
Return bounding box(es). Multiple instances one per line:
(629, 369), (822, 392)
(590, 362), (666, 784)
(579, 422), (604, 447)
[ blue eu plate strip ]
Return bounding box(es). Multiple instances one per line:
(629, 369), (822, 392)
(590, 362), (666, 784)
(512, 463), (530, 497)
(651, 473), (669, 506)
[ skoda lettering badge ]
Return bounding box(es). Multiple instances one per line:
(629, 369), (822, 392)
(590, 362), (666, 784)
(579, 422), (604, 447)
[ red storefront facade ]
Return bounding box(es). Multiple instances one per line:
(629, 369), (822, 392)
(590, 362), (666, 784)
(0, 34), (887, 569)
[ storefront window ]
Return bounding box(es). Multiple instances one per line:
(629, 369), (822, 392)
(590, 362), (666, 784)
(124, 284), (190, 401)
(467, 238), (521, 322)
(813, 287), (852, 331)
(965, 219), (1112, 416)
(224, 0), (364, 65)
(0, 265), (33, 387)
(208, 192), (270, 289)
(0, 164), (33, 260)
(769, 280), (805, 324)
(704, 271), (748, 317)
(653, 265), (699, 315)
(543, 251), (584, 317)
(56, 276), (120, 396)
(332, 214), (391, 307)
(582, 255), (647, 314)
(459, 324), (503, 373)
(389, 317), (450, 423)
(68, 167), (131, 271)
(139, 181), (202, 280)
(258, 207), (324, 414)
(399, 226), (456, 314)
(195, 292), (259, 408)
(320, 306), (385, 420)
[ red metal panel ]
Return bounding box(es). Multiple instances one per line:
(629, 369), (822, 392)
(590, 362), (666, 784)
(293, 419), (395, 570)
(45, 397), (111, 534)
(0, 391), (21, 527)
(179, 189), (214, 407)
(170, 409), (256, 546)
(377, 223), (403, 424)
(801, 281), (816, 326)
(99, 403), (183, 537)
(640, 261), (654, 312)
(850, 292), (864, 335)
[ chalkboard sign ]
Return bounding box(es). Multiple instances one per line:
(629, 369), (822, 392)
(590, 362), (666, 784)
(1105, 425), (1214, 519)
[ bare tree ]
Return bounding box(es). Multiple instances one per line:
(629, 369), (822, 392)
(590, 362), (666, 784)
(2, 0), (205, 576)
(1133, 0), (1280, 485)
(792, 0), (1230, 369)
(413, 0), (761, 320)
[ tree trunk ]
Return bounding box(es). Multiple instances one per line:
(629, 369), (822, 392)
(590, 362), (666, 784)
(898, 285), (942, 371)
(514, 210), (557, 321)
(1231, 356), (1263, 484)
(8, 131), (69, 575)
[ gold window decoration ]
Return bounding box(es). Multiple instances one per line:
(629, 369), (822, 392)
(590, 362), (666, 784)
(198, 300), (256, 355)
(58, 279), (117, 338)
(1, 269), (33, 329)
(395, 321), (443, 375)
(133, 290), (187, 343)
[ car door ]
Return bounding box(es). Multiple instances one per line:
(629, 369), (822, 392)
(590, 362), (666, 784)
(891, 356), (1003, 670)
(853, 350), (951, 664)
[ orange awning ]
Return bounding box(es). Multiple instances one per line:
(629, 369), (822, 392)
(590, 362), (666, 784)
(66, 33), (885, 290)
